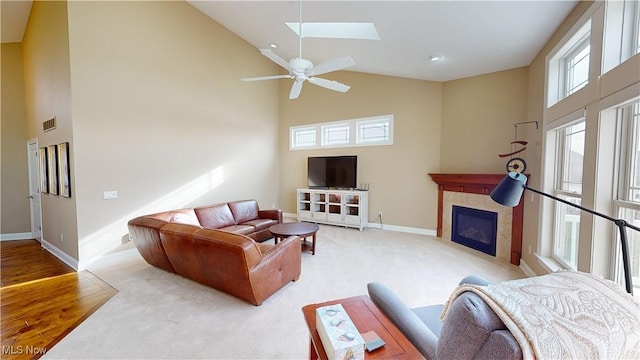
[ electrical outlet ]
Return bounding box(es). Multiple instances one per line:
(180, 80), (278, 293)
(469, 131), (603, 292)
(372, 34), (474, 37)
(60, 233), (64, 242)
(528, 245), (532, 255)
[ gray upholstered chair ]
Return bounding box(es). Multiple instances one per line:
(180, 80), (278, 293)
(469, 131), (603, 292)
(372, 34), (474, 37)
(367, 276), (522, 360)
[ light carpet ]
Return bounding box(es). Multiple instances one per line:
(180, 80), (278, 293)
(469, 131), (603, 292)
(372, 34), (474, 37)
(42, 224), (524, 359)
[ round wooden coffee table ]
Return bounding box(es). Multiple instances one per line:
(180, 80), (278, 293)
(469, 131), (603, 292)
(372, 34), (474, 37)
(270, 222), (320, 255)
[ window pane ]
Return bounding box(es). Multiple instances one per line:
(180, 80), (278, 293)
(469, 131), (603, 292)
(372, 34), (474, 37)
(357, 119), (391, 144)
(322, 124), (350, 146)
(554, 195), (581, 269)
(565, 43), (590, 96)
(619, 207), (640, 291)
(560, 122), (585, 193)
(291, 127), (316, 148)
(630, 103), (640, 202)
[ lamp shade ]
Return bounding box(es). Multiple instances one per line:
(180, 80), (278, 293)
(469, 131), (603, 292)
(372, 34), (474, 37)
(490, 172), (527, 207)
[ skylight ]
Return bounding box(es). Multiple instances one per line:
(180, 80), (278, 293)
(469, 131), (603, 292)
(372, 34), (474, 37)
(285, 22), (380, 40)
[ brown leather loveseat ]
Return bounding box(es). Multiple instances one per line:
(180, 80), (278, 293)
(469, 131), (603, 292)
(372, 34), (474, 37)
(127, 200), (301, 305)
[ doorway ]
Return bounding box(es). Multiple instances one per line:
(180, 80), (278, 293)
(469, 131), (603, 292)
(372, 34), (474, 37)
(27, 138), (43, 243)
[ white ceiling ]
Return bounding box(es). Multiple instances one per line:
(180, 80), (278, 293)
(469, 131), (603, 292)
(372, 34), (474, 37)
(188, 0), (578, 81)
(1, 0), (578, 82)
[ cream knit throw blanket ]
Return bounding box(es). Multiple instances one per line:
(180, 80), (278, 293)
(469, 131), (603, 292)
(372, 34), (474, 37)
(443, 271), (640, 359)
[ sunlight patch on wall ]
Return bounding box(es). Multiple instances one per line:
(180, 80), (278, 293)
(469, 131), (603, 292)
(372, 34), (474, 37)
(78, 166), (225, 269)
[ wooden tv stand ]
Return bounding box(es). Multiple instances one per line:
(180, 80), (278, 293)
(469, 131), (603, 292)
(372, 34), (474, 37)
(296, 189), (368, 231)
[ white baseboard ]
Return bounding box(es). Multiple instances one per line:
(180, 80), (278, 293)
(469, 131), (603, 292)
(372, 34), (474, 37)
(41, 238), (79, 271)
(519, 258), (538, 277)
(366, 222), (437, 236)
(283, 212), (437, 236)
(1, 232), (33, 241)
(283, 212), (297, 220)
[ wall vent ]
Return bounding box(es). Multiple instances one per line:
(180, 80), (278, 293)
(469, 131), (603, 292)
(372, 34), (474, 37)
(43, 117), (56, 132)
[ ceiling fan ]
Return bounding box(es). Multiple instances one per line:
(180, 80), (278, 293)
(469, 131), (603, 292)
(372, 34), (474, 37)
(241, 0), (355, 100)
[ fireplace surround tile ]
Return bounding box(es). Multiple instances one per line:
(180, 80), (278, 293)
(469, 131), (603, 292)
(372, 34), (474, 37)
(443, 192), (513, 263)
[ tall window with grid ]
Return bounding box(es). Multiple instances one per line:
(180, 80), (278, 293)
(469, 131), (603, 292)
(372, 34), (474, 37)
(553, 121), (586, 269)
(615, 100), (640, 292)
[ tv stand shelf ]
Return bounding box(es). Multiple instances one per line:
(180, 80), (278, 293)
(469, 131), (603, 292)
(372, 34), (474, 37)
(297, 189), (368, 231)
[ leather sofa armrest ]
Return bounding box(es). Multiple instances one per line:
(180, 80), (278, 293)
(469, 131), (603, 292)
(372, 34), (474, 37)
(367, 282), (438, 359)
(259, 235), (299, 262)
(258, 209), (283, 223)
(248, 235), (302, 305)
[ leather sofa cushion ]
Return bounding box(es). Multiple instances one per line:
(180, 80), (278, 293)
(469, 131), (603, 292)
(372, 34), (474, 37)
(242, 218), (278, 232)
(169, 210), (201, 227)
(219, 225), (255, 236)
(228, 200), (259, 224)
(195, 203), (236, 229)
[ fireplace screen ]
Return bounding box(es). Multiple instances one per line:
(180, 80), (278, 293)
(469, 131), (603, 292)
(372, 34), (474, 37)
(451, 205), (498, 256)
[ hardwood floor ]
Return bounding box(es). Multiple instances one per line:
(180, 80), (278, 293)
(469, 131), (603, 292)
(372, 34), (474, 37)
(0, 240), (117, 359)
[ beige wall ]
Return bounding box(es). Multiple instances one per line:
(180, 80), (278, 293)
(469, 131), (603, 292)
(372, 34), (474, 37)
(65, 1), (281, 266)
(1, 43), (31, 234)
(22, 0), (79, 259)
(278, 72), (443, 230)
(441, 67), (529, 173)
(15, 0), (281, 267)
(278, 68), (530, 231)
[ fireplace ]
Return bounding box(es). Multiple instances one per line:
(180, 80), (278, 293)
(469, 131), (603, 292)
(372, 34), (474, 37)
(451, 206), (498, 256)
(429, 173), (524, 265)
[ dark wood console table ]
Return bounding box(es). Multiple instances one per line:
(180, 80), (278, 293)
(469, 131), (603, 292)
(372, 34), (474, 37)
(301, 295), (423, 360)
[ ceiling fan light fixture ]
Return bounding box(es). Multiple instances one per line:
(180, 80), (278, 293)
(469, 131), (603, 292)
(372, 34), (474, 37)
(286, 22), (380, 40)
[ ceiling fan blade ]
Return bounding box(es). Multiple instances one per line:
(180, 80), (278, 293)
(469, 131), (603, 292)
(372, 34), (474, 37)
(308, 56), (355, 77)
(241, 75), (292, 82)
(259, 49), (296, 74)
(307, 77), (351, 93)
(289, 80), (304, 99)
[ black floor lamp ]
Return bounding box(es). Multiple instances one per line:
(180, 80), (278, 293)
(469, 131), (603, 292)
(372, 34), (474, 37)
(490, 172), (637, 295)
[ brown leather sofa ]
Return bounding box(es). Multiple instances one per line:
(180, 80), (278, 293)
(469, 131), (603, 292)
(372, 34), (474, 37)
(127, 200), (301, 305)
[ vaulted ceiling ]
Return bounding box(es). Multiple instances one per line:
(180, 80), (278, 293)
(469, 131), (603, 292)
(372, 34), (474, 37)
(2, 1), (578, 82)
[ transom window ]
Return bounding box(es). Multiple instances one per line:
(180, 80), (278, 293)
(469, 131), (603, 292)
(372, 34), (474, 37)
(546, 20), (591, 107)
(321, 123), (350, 146)
(357, 118), (392, 145)
(564, 39), (590, 96)
(602, 0), (640, 73)
(290, 115), (393, 150)
(290, 126), (316, 149)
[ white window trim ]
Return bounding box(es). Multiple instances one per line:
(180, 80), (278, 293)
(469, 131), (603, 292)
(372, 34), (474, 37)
(289, 115), (394, 150)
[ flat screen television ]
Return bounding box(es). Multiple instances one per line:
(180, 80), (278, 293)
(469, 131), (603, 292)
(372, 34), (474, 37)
(307, 156), (357, 189)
